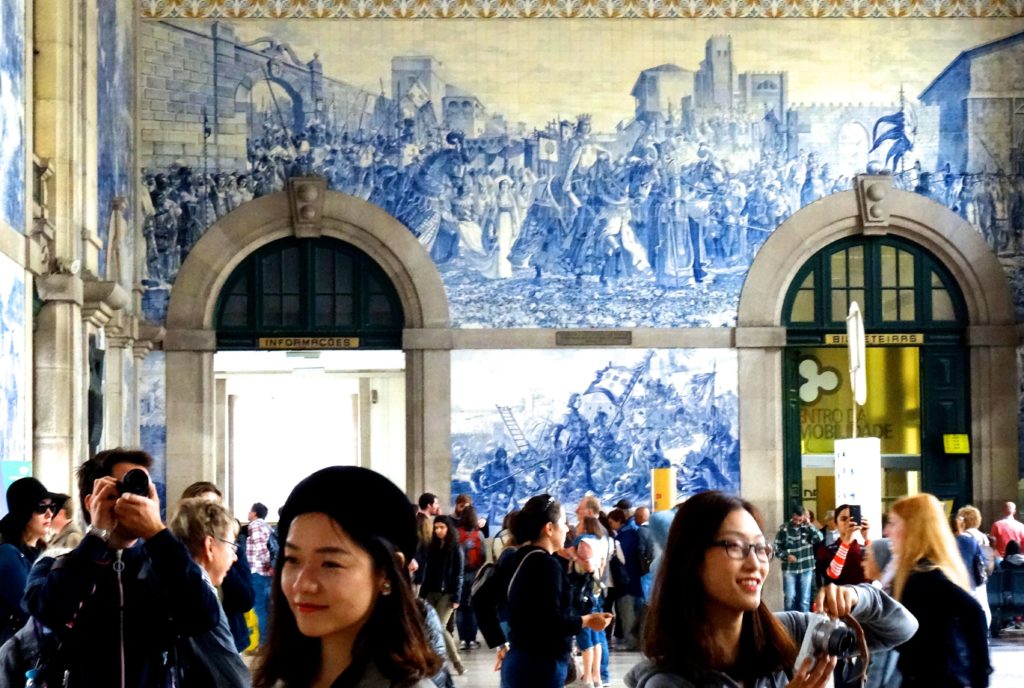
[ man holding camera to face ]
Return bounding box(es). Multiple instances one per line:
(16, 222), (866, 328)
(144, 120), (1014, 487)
(24, 448), (221, 687)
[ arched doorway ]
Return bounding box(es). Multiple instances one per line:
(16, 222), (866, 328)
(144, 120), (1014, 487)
(735, 175), (1018, 526)
(161, 182), (451, 504)
(780, 235), (970, 515)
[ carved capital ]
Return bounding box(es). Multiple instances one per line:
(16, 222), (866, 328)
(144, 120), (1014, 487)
(134, 323), (166, 360)
(81, 280), (130, 328)
(36, 274), (84, 305)
(288, 176), (327, 238)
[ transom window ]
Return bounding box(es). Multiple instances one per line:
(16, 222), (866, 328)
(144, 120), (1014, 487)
(783, 236), (966, 331)
(215, 237), (404, 349)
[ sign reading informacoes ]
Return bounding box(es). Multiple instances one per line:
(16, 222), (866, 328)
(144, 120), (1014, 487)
(258, 337), (360, 350)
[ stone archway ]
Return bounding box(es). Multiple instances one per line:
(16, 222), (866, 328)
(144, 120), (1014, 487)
(734, 174), (1018, 526)
(162, 182), (451, 502)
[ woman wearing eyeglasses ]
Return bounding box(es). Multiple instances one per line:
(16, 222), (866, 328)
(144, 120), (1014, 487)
(0, 477), (61, 645)
(167, 497), (251, 687)
(497, 494), (613, 688)
(626, 491), (917, 688)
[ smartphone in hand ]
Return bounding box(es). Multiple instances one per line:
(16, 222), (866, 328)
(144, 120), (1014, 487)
(848, 504), (862, 526)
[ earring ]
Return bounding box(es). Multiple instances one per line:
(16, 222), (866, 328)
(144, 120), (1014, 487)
(381, 581), (392, 596)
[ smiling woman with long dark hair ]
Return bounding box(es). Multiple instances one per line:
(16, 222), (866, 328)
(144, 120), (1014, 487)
(628, 491), (918, 688)
(252, 467), (440, 688)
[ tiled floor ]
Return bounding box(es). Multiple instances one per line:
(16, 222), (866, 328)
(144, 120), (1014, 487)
(454, 632), (1024, 687)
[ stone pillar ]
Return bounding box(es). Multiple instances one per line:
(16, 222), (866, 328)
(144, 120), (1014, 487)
(104, 311), (137, 448)
(405, 348), (451, 503)
(164, 328), (218, 505)
(736, 326), (787, 612)
(33, 276), (85, 494)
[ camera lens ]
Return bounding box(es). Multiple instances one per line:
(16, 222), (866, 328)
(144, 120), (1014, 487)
(826, 624), (857, 658)
(120, 469), (150, 497)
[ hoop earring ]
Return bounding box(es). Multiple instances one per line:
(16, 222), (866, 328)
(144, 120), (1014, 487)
(381, 581), (392, 596)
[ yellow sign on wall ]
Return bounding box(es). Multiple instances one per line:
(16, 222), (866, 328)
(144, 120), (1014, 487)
(943, 434), (970, 454)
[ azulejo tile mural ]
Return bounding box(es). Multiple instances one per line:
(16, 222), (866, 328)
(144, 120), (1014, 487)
(137, 17), (1024, 327)
(451, 349), (739, 519)
(98, 0), (137, 284)
(139, 352), (168, 489)
(141, 0), (1024, 19)
(0, 0), (25, 233)
(0, 252), (26, 463)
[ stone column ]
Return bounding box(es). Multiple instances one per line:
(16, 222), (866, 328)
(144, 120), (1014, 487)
(736, 326), (787, 612)
(33, 275), (85, 494)
(405, 348), (451, 503)
(164, 328), (218, 505)
(103, 311), (137, 449)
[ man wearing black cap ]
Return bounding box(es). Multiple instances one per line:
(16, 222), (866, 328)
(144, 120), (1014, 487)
(24, 448), (220, 687)
(774, 504), (822, 612)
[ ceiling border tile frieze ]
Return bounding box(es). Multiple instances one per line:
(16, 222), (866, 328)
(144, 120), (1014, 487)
(140, 0), (1024, 20)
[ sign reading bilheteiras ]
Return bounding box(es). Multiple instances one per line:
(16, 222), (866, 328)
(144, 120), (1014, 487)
(824, 333), (923, 346)
(258, 337), (360, 350)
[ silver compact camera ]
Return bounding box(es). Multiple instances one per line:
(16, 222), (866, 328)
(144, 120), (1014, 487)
(794, 613), (857, 672)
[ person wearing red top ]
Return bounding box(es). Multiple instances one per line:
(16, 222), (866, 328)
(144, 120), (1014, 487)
(815, 503), (870, 586)
(989, 501), (1024, 558)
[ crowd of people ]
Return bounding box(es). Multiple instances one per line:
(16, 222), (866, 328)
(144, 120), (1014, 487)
(0, 451), (1019, 687)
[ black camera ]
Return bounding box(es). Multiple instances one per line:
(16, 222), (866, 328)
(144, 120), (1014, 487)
(795, 614), (857, 670)
(116, 468), (151, 497)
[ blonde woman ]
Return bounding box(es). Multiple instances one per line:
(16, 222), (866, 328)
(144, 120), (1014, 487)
(888, 494), (991, 688)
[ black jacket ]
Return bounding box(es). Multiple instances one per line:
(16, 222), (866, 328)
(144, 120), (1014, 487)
(420, 542), (464, 600)
(505, 545), (583, 660)
(897, 565), (992, 688)
(220, 552), (255, 652)
(25, 529), (221, 688)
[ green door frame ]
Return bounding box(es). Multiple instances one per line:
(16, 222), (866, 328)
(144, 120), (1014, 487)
(780, 236), (971, 512)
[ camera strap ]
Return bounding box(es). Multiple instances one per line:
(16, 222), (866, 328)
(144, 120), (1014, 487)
(838, 614), (870, 687)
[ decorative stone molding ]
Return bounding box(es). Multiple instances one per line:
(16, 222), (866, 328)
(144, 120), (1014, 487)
(28, 157), (56, 276)
(163, 328), (218, 352)
(855, 174), (893, 232)
(105, 310), (139, 349)
(134, 323), (167, 360)
(81, 280), (130, 328)
(141, 0), (1024, 19)
(288, 177), (328, 239)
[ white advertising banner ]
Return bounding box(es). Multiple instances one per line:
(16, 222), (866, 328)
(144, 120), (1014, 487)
(834, 437), (882, 541)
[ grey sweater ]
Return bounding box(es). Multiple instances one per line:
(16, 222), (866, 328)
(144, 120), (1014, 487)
(625, 584), (918, 688)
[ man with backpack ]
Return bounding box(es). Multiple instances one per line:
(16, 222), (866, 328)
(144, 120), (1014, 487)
(456, 504), (485, 649)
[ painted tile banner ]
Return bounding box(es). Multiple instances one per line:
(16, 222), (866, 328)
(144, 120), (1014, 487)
(0, 252), (26, 463)
(450, 348), (739, 520)
(98, 0), (137, 286)
(137, 17), (1024, 327)
(0, 0), (25, 233)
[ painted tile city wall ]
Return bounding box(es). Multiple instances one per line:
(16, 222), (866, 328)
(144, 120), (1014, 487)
(0, 0), (25, 233)
(451, 349), (738, 518)
(136, 16), (1024, 327)
(98, 0), (137, 284)
(0, 252), (27, 466)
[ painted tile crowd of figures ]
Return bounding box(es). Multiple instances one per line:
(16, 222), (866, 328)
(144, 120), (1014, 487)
(450, 350), (739, 521)
(136, 21), (1024, 327)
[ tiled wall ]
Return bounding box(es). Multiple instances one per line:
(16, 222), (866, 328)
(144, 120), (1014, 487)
(0, 0), (25, 233)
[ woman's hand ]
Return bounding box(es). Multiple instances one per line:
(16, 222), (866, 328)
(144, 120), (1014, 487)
(582, 612), (614, 631)
(788, 655), (838, 688)
(815, 583), (859, 618)
(858, 517), (871, 539)
(452, 601), (460, 609)
(494, 644), (508, 672)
